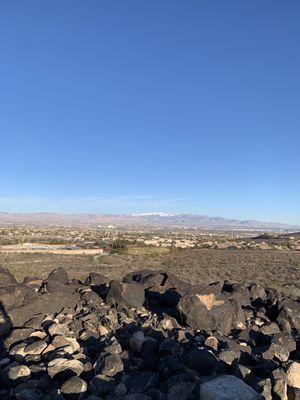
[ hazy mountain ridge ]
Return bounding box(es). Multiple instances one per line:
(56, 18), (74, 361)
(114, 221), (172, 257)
(0, 212), (298, 231)
(139, 213), (299, 230)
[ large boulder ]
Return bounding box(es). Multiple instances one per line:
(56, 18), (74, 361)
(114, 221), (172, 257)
(45, 279), (78, 294)
(85, 272), (110, 298)
(0, 283), (37, 309)
(123, 270), (191, 309)
(43, 267), (82, 294)
(47, 358), (84, 380)
(222, 281), (251, 307)
(123, 270), (191, 292)
(47, 267), (69, 284)
(249, 284), (267, 305)
(178, 290), (245, 334)
(277, 300), (300, 334)
(199, 375), (260, 400)
(106, 280), (145, 309)
(123, 270), (166, 288)
(7, 290), (80, 328)
(95, 353), (124, 377)
(85, 272), (109, 286)
(181, 348), (218, 375)
(286, 362), (300, 389)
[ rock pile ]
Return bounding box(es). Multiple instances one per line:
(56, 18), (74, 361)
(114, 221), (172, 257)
(0, 266), (300, 399)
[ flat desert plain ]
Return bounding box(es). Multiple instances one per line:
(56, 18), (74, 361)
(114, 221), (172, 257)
(1, 248), (300, 296)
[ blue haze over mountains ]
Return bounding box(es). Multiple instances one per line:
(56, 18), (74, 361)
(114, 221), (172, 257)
(0, 212), (298, 231)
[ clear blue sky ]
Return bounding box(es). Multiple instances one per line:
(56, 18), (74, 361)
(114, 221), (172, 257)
(0, 1), (299, 224)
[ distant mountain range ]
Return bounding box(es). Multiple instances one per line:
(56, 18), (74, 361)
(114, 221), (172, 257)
(0, 212), (298, 231)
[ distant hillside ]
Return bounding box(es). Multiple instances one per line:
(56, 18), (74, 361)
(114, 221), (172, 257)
(0, 212), (298, 231)
(138, 213), (300, 231)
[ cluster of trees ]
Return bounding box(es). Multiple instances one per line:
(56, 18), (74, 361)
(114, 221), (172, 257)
(95, 239), (128, 254)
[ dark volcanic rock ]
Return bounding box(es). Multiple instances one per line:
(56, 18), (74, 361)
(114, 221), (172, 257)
(47, 358), (84, 380)
(0, 283), (37, 309)
(123, 270), (166, 287)
(124, 270), (191, 294)
(277, 299), (300, 334)
(181, 347), (218, 375)
(45, 279), (76, 293)
(81, 290), (104, 308)
(223, 281), (251, 307)
(1, 267), (299, 400)
(89, 374), (116, 396)
(177, 290), (245, 334)
(47, 267), (69, 284)
(7, 290), (80, 327)
(106, 280), (145, 309)
(95, 353), (124, 377)
(85, 272), (109, 286)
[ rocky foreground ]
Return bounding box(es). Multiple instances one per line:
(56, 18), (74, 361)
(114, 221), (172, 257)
(0, 267), (300, 400)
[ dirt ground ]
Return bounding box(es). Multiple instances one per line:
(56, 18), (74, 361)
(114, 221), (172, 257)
(1, 249), (300, 294)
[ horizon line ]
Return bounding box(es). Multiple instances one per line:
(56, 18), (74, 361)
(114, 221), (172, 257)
(0, 210), (299, 227)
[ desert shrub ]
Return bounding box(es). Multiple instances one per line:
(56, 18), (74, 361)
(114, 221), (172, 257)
(0, 236), (17, 245)
(110, 239), (128, 254)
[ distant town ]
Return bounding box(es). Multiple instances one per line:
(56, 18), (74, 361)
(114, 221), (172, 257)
(0, 225), (299, 255)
